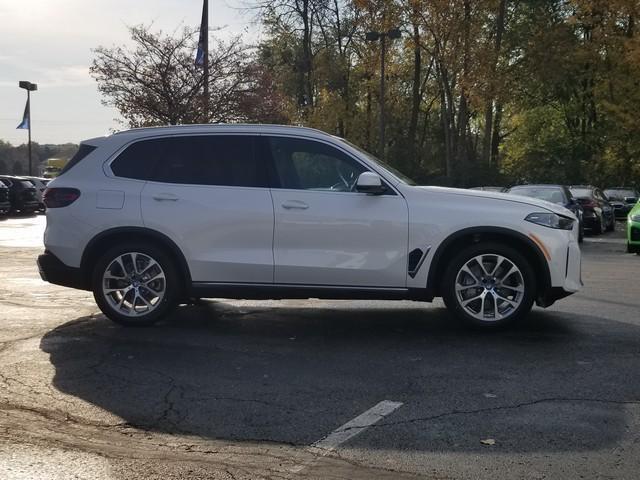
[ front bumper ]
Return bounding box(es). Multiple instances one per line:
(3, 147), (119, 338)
(0, 202), (9, 214)
(535, 237), (582, 308)
(37, 251), (88, 290)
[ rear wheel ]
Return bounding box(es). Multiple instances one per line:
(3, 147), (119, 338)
(442, 243), (536, 328)
(92, 243), (179, 326)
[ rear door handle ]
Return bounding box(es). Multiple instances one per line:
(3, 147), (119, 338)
(281, 200), (309, 210)
(152, 193), (179, 202)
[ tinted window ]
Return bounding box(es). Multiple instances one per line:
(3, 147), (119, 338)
(113, 135), (266, 188)
(267, 137), (366, 191)
(111, 139), (164, 180)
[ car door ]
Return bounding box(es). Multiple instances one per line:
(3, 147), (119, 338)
(264, 135), (409, 288)
(139, 134), (274, 283)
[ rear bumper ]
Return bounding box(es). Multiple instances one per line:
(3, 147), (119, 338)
(0, 202), (9, 214)
(37, 251), (88, 290)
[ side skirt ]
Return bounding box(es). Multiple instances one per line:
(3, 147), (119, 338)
(190, 282), (430, 301)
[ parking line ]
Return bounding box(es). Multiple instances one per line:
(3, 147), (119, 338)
(289, 400), (403, 474)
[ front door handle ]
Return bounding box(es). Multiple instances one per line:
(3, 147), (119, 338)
(281, 200), (309, 210)
(152, 193), (179, 202)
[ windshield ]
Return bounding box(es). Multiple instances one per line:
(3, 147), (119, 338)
(604, 189), (636, 200)
(509, 187), (566, 204)
(569, 188), (592, 198)
(340, 138), (417, 186)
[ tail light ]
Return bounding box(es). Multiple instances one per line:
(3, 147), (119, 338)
(43, 188), (81, 208)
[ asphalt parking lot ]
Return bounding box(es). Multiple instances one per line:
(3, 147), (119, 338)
(0, 214), (639, 479)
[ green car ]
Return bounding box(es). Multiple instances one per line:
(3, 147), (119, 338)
(628, 200), (640, 254)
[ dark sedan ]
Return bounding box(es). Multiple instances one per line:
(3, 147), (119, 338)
(569, 185), (615, 234)
(604, 188), (639, 219)
(506, 184), (584, 242)
(0, 176), (40, 214)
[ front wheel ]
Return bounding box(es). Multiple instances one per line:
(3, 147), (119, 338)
(442, 243), (536, 328)
(92, 243), (179, 326)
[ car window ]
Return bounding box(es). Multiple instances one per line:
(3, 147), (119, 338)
(508, 187), (566, 204)
(569, 188), (592, 198)
(114, 135), (266, 188)
(267, 136), (366, 192)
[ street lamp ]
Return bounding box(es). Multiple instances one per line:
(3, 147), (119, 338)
(365, 28), (401, 157)
(18, 81), (38, 176)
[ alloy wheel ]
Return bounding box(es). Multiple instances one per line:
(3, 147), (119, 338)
(101, 252), (166, 317)
(454, 254), (525, 322)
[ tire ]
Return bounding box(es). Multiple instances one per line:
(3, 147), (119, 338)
(578, 223), (584, 243)
(92, 242), (180, 326)
(592, 216), (603, 235)
(606, 216), (615, 232)
(442, 242), (536, 328)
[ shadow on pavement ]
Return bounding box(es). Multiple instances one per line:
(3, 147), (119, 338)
(41, 301), (640, 453)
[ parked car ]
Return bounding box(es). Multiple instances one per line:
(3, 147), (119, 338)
(0, 176), (39, 214)
(38, 125), (582, 328)
(24, 176), (50, 210)
(0, 180), (10, 216)
(604, 188), (639, 219)
(569, 185), (615, 234)
(627, 200), (640, 255)
(469, 186), (506, 192)
(505, 184), (584, 242)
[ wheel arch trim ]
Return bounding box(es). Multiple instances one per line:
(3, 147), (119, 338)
(80, 226), (192, 287)
(425, 226), (552, 300)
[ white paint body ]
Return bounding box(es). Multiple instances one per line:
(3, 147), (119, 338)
(44, 124), (582, 303)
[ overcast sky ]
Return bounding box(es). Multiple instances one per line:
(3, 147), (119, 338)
(0, 0), (256, 146)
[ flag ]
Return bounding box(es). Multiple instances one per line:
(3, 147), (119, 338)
(16, 98), (29, 130)
(195, 0), (207, 67)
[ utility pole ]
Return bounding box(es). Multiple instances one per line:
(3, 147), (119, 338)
(18, 81), (38, 176)
(365, 28), (401, 157)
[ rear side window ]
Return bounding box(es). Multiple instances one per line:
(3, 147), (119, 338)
(111, 139), (164, 180)
(113, 135), (266, 187)
(59, 144), (97, 175)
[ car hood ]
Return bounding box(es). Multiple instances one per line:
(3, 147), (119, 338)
(413, 186), (577, 218)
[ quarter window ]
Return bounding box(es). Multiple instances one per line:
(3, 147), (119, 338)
(266, 136), (366, 192)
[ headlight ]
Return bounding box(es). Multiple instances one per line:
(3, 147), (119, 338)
(525, 212), (575, 230)
(630, 214), (640, 222)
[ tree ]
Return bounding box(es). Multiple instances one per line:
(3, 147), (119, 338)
(90, 25), (251, 127)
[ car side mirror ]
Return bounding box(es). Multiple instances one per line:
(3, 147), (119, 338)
(355, 172), (386, 195)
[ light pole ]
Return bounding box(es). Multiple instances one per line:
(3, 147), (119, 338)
(18, 81), (38, 176)
(365, 28), (401, 157)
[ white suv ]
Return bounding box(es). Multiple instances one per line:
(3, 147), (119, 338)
(38, 125), (582, 327)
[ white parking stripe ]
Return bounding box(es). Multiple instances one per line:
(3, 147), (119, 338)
(289, 400), (403, 474)
(582, 237), (626, 244)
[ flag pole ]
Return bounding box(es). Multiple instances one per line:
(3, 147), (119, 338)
(27, 89), (32, 176)
(203, 0), (209, 123)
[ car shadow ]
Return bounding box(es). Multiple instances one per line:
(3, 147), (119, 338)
(41, 301), (640, 453)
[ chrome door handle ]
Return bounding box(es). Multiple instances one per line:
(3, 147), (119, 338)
(152, 193), (179, 202)
(281, 200), (309, 210)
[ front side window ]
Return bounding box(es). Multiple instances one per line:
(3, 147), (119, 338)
(267, 136), (366, 192)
